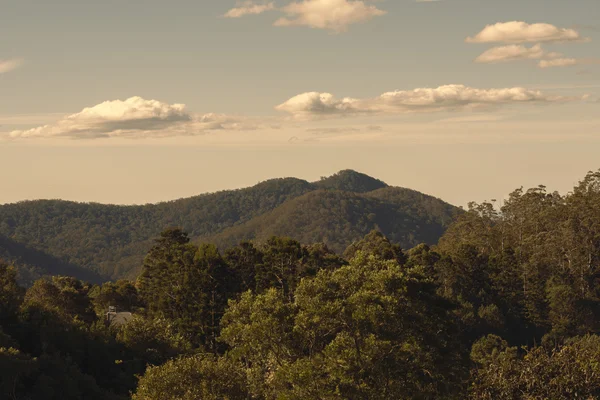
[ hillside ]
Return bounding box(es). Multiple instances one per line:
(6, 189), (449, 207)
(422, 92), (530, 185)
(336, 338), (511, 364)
(204, 188), (458, 253)
(0, 170), (461, 280)
(0, 177), (313, 280)
(0, 234), (104, 286)
(313, 169), (388, 192)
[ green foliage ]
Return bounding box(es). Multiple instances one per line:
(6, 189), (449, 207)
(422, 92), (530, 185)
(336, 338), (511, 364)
(89, 279), (141, 316)
(469, 334), (511, 366)
(220, 288), (298, 396)
(133, 354), (249, 400)
(137, 229), (235, 349)
(207, 188), (459, 255)
(344, 229), (407, 264)
(116, 315), (191, 365)
(0, 346), (36, 398)
(257, 236), (308, 297)
(3, 169), (600, 399)
(314, 169), (388, 193)
(21, 276), (96, 324)
(0, 262), (24, 322)
(470, 335), (600, 400)
(0, 171), (458, 281)
(0, 347), (123, 400)
(224, 241), (263, 293)
(7, 276), (138, 398)
(0, 177), (314, 280)
(0, 234), (104, 286)
(220, 253), (467, 399)
(435, 171), (600, 344)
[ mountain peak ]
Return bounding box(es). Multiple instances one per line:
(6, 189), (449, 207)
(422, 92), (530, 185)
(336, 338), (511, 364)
(314, 170), (388, 193)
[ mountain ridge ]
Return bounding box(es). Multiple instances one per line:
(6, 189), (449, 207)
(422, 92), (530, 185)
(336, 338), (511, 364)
(0, 170), (460, 281)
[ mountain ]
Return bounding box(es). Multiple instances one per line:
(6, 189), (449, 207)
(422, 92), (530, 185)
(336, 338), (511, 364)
(203, 188), (457, 254)
(0, 178), (313, 280)
(314, 170), (388, 193)
(0, 234), (104, 286)
(0, 171), (461, 280)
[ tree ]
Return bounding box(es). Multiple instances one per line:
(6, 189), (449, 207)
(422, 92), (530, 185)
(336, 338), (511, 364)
(344, 230), (407, 265)
(136, 229), (205, 343)
(256, 236), (305, 298)
(220, 289), (298, 398)
(194, 243), (233, 352)
(133, 354), (249, 400)
(470, 335), (600, 400)
(89, 280), (141, 316)
(137, 230), (236, 348)
(0, 346), (36, 399)
(0, 262), (24, 323)
(116, 315), (191, 366)
(224, 241), (262, 293)
(20, 276), (95, 325)
(221, 252), (467, 399)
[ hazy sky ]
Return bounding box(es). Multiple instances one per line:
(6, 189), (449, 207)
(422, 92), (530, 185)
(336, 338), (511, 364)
(1, 0), (599, 206)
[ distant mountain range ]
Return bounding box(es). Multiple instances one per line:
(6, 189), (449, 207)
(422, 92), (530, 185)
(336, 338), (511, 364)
(0, 170), (461, 283)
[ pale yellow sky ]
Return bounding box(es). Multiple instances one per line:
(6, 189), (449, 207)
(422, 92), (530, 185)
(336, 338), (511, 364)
(1, 133), (598, 207)
(1, 0), (599, 206)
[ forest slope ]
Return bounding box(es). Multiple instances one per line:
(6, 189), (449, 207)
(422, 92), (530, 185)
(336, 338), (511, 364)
(0, 234), (104, 285)
(204, 188), (458, 253)
(0, 170), (460, 280)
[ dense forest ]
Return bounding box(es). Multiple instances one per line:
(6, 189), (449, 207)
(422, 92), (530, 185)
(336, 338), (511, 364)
(0, 170), (459, 283)
(2, 170), (600, 399)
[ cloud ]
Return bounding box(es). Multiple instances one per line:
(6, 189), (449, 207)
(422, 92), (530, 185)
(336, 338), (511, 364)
(436, 114), (507, 124)
(472, 43), (598, 70)
(276, 85), (577, 118)
(306, 125), (382, 136)
(0, 58), (24, 74)
(224, 1), (275, 18)
(307, 127), (361, 135)
(8, 97), (261, 139)
(475, 44), (555, 63)
(536, 57), (600, 69)
(572, 24), (600, 33)
(538, 58), (579, 69)
(466, 22), (587, 44)
(273, 0), (386, 33)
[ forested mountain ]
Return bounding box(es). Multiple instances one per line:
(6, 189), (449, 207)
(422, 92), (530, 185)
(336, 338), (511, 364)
(205, 187), (457, 253)
(0, 234), (104, 286)
(0, 170), (459, 281)
(313, 169), (388, 192)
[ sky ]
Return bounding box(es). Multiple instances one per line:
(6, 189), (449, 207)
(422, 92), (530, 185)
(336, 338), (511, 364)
(1, 0), (599, 207)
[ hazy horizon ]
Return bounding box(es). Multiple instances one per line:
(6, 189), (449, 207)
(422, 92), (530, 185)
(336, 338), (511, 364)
(1, 141), (597, 208)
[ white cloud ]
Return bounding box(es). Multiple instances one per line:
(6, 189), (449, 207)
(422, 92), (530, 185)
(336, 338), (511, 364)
(8, 97), (263, 139)
(273, 0), (386, 33)
(276, 85), (577, 118)
(475, 44), (552, 63)
(307, 127), (362, 135)
(435, 114), (507, 124)
(473, 44), (600, 70)
(538, 58), (579, 68)
(224, 1), (275, 18)
(466, 22), (586, 44)
(539, 58), (600, 69)
(0, 58), (24, 74)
